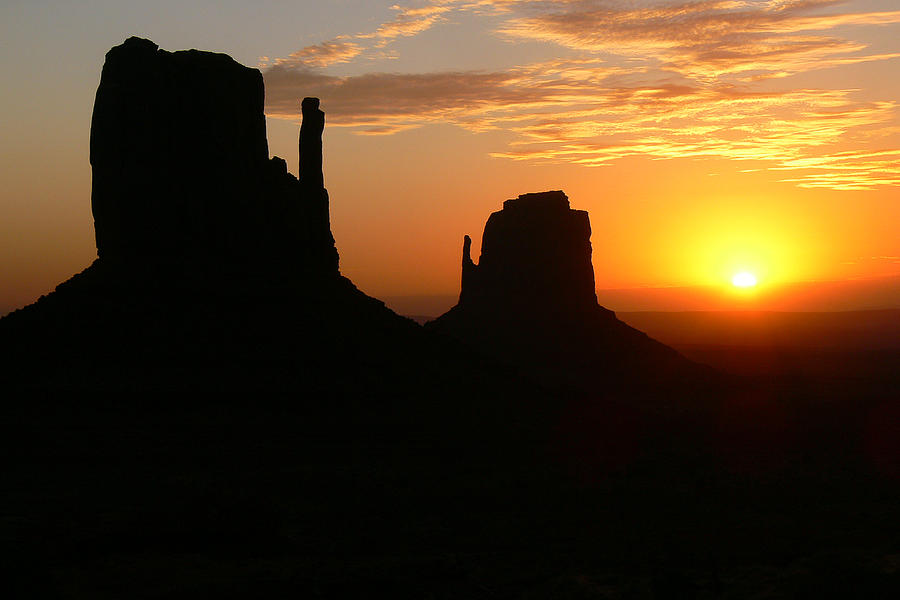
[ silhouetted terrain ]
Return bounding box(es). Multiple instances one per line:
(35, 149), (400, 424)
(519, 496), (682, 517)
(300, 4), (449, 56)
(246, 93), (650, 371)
(1, 38), (897, 598)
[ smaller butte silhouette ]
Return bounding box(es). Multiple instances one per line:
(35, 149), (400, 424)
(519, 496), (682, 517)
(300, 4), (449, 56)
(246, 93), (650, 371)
(427, 191), (702, 386)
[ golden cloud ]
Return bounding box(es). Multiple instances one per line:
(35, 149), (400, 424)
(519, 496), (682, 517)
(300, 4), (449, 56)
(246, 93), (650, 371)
(264, 39), (362, 69)
(357, 3), (455, 46)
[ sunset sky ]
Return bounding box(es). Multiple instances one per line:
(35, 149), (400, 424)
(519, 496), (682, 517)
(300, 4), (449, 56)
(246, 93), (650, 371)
(2, 0), (899, 315)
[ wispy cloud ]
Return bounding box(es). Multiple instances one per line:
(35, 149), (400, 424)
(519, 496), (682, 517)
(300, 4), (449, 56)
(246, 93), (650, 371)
(262, 1), (900, 191)
(359, 3), (456, 46)
(776, 147), (900, 191)
(842, 255), (900, 266)
(261, 39), (362, 69)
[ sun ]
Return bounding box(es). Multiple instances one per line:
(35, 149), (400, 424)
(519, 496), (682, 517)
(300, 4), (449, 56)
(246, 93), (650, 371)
(731, 271), (758, 288)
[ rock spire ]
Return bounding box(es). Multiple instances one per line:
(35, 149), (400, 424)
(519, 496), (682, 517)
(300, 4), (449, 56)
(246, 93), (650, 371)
(300, 97), (325, 190)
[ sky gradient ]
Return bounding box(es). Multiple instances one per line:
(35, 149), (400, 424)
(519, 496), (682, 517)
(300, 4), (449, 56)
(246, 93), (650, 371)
(2, 1), (899, 314)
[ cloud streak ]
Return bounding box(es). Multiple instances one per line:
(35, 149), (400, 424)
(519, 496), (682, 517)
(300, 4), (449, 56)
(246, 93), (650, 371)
(263, 39), (362, 69)
(359, 3), (456, 45)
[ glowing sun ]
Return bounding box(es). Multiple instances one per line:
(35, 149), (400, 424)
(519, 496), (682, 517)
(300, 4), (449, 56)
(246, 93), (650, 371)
(731, 271), (758, 288)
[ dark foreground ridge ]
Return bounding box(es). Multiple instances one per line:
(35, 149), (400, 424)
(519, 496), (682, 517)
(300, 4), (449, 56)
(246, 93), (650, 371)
(1, 38), (896, 599)
(428, 190), (706, 388)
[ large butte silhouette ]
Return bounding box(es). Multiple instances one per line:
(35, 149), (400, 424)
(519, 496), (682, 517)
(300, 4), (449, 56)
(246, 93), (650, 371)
(427, 191), (702, 387)
(0, 37), (434, 396)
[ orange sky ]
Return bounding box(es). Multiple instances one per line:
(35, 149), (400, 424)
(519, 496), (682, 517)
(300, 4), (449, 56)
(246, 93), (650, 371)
(2, 1), (899, 315)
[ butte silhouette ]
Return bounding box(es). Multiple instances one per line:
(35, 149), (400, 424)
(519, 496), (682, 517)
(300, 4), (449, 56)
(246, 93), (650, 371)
(427, 191), (705, 388)
(0, 37), (435, 397)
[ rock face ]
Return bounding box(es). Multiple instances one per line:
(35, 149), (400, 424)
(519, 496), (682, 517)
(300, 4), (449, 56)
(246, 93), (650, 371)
(90, 37), (337, 277)
(428, 191), (697, 384)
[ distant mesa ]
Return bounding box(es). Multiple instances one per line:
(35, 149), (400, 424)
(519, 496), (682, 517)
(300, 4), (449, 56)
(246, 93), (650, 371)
(427, 191), (699, 384)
